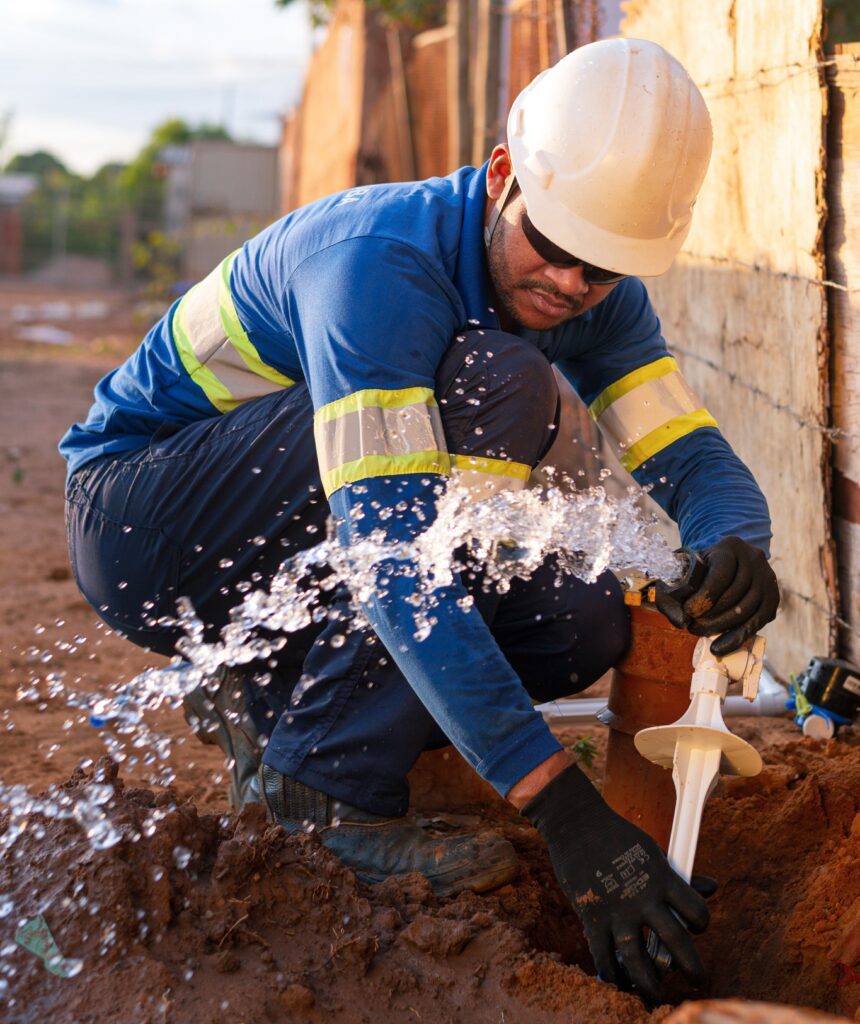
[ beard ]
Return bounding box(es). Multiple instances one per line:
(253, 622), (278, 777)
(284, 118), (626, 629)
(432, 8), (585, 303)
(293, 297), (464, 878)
(486, 230), (585, 329)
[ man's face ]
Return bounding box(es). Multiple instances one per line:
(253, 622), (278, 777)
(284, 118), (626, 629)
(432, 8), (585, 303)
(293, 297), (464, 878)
(486, 193), (620, 331)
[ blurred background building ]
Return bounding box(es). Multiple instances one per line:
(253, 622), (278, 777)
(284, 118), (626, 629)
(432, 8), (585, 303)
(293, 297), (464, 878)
(160, 139), (279, 281)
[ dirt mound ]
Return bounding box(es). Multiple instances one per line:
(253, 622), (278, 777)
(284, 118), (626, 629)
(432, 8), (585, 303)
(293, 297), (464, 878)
(1, 732), (858, 1024)
(694, 731), (860, 1019)
(0, 759), (648, 1024)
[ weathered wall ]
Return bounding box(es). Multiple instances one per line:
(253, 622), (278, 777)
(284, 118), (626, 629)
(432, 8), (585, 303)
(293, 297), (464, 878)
(280, 0), (605, 209)
(279, 110), (302, 215)
(290, 0), (366, 206)
(621, 0), (834, 676)
(407, 25), (451, 179)
(828, 44), (860, 663)
(361, 26), (416, 185)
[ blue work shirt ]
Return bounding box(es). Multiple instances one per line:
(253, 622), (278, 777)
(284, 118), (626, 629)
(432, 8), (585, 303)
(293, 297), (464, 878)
(60, 163), (771, 796)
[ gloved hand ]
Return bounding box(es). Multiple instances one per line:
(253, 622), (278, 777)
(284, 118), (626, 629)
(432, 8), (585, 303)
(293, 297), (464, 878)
(655, 537), (780, 657)
(522, 764), (709, 1004)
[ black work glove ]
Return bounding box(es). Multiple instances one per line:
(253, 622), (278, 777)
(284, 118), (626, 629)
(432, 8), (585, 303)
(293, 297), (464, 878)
(522, 765), (709, 1005)
(655, 537), (780, 657)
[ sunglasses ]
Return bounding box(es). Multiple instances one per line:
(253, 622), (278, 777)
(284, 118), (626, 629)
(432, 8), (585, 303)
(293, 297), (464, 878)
(521, 210), (628, 285)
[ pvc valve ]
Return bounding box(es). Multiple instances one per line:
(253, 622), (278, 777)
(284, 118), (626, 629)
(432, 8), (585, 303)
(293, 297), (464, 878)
(634, 635), (765, 969)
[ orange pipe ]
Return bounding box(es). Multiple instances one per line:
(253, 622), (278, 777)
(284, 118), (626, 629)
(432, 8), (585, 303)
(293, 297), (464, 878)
(601, 599), (699, 850)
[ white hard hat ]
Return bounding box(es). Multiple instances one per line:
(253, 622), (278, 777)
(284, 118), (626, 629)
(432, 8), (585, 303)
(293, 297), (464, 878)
(507, 37), (713, 277)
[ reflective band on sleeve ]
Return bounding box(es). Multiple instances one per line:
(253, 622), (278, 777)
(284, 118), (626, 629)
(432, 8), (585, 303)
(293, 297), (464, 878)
(450, 454), (531, 500)
(314, 388), (450, 496)
(618, 409), (718, 472)
(588, 356), (679, 421)
(172, 250), (295, 413)
(588, 358), (718, 472)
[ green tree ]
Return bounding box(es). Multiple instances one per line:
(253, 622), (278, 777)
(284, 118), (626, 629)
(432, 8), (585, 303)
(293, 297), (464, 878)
(5, 120), (232, 276)
(274, 0), (443, 29)
(6, 151), (131, 269)
(118, 119), (232, 292)
(5, 149), (68, 178)
(119, 118), (231, 231)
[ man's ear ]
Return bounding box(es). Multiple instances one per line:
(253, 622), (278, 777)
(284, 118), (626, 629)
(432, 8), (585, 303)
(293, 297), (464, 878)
(486, 144), (513, 199)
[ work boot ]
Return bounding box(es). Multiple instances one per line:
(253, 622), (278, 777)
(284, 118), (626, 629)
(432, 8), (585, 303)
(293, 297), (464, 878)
(183, 666), (263, 809)
(259, 764), (519, 896)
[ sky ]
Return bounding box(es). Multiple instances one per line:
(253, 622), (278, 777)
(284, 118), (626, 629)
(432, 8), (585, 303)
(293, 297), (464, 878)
(0, 0), (318, 176)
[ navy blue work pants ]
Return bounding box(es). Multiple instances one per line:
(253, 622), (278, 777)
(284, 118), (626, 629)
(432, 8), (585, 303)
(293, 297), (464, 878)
(66, 332), (630, 815)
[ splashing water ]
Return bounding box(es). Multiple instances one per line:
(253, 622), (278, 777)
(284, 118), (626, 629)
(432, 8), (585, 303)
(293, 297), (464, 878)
(164, 483), (682, 679)
(5, 481), (683, 809)
(5, 478), (682, 780)
(0, 776), (121, 857)
(0, 480), (683, 973)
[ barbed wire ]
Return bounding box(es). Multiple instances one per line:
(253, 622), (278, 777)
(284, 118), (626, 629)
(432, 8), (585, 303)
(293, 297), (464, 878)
(677, 251), (854, 294)
(778, 582), (860, 642)
(698, 55), (844, 98)
(666, 344), (860, 445)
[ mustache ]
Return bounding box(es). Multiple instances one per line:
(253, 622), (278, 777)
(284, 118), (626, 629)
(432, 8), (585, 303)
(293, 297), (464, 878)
(519, 279), (584, 313)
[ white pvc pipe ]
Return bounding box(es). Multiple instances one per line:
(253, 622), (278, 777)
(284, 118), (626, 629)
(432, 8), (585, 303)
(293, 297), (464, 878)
(537, 667), (787, 724)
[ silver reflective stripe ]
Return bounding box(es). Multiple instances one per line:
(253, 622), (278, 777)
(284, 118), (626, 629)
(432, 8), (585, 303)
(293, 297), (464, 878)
(176, 264), (224, 362)
(597, 370), (701, 459)
(314, 399), (447, 481)
(173, 254), (294, 412)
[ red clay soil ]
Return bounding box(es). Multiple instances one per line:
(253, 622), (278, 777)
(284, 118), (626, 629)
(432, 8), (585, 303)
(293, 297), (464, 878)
(1, 285), (858, 1023)
(1, 731), (858, 1024)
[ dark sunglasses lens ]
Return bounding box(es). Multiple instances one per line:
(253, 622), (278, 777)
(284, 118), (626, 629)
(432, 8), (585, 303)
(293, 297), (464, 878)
(521, 212), (578, 266)
(522, 210), (626, 284)
(584, 266), (627, 285)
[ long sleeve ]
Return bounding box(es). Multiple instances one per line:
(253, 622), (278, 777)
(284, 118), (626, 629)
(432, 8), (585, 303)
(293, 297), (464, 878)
(556, 278), (772, 556)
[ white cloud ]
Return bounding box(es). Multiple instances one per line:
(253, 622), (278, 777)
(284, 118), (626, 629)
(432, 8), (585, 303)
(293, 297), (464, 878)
(0, 0), (315, 173)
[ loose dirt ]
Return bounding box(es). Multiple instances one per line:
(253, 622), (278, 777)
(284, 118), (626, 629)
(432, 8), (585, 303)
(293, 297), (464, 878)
(0, 282), (858, 1023)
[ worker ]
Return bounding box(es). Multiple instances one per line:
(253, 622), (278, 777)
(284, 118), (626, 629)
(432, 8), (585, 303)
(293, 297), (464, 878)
(61, 38), (779, 1003)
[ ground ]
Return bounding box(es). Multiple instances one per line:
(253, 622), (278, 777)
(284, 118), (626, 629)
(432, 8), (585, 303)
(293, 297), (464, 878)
(0, 277), (858, 1023)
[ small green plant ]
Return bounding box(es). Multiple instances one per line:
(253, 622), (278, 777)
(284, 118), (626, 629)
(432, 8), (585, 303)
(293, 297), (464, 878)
(569, 735), (597, 769)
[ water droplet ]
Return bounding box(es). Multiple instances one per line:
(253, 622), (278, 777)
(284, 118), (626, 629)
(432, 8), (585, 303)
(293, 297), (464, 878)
(63, 958), (84, 977)
(173, 845), (192, 869)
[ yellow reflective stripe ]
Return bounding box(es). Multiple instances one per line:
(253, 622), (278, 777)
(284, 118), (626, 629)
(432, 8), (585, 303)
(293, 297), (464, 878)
(322, 451), (451, 497)
(620, 409), (718, 472)
(218, 253), (295, 389)
(588, 357), (678, 422)
(315, 386), (437, 425)
(451, 454), (531, 482)
(171, 300), (236, 414)
(449, 455), (532, 503)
